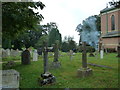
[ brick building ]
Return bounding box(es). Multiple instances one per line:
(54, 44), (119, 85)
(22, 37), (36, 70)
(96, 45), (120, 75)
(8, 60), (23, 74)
(100, 6), (120, 51)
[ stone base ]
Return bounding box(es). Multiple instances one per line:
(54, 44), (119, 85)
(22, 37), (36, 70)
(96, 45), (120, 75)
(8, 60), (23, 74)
(38, 72), (56, 86)
(50, 61), (61, 69)
(77, 67), (93, 78)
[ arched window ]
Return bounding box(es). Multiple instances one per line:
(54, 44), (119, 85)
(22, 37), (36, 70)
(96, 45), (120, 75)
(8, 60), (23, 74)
(111, 15), (115, 30)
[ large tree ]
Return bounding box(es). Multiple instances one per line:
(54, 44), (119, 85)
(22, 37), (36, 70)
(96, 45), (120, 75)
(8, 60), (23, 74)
(2, 2), (45, 38)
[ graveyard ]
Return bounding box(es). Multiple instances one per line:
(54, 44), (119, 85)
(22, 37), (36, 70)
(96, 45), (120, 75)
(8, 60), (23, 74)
(1, 50), (118, 88)
(1, 0), (120, 89)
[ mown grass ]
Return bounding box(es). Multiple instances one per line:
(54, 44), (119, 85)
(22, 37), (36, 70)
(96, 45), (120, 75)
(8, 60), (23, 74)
(1, 52), (119, 88)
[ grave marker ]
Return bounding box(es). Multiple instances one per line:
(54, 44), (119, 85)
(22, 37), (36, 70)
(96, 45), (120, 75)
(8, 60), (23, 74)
(77, 42), (93, 78)
(1, 69), (20, 88)
(33, 49), (38, 61)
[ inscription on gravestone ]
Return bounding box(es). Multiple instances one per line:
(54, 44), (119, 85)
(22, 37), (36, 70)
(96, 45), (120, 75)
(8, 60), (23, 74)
(1, 69), (20, 88)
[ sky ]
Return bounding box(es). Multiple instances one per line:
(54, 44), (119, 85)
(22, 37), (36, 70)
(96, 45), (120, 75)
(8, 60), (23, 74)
(33, 0), (111, 44)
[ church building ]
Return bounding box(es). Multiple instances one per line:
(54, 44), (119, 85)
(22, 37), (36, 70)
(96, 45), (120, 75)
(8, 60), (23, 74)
(100, 5), (120, 51)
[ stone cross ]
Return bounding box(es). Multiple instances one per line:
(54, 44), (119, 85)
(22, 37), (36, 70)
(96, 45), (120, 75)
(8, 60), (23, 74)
(33, 49), (38, 61)
(53, 41), (59, 62)
(82, 42), (87, 68)
(43, 41), (48, 73)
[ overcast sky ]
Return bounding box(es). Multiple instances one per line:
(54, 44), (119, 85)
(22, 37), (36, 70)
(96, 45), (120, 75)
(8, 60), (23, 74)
(33, 0), (111, 44)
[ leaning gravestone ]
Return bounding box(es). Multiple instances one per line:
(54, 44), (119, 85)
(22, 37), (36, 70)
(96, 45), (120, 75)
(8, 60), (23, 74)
(0, 69), (20, 88)
(38, 41), (56, 86)
(21, 49), (31, 65)
(77, 42), (93, 78)
(33, 49), (38, 61)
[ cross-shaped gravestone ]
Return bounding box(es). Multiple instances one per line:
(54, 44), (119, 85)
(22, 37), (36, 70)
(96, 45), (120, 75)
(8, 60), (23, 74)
(82, 42), (87, 68)
(50, 40), (61, 69)
(38, 41), (56, 86)
(77, 42), (93, 78)
(43, 41), (48, 73)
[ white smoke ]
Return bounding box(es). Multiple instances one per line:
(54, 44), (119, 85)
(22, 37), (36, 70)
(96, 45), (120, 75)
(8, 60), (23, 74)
(76, 16), (100, 50)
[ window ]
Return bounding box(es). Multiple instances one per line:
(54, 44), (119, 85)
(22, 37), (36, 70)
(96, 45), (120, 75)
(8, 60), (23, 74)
(111, 15), (115, 30)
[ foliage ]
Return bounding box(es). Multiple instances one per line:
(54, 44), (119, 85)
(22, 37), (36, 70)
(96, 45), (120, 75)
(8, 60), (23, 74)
(48, 23), (62, 47)
(2, 2), (45, 38)
(109, 0), (120, 8)
(61, 36), (77, 52)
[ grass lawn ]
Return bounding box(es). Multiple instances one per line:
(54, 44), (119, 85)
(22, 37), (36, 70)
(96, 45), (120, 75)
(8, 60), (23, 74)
(2, 52), (119, 88)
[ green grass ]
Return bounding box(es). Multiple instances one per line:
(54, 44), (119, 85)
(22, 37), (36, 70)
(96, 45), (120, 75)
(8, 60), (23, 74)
(1, 52), (119, 88)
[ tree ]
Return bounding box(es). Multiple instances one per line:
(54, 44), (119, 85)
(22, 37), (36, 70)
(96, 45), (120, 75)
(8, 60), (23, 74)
(61, 36), (77, 52)
(2, 2), (45, 38)
(109, 0), (120, 8)
(47, 23), (62, 47)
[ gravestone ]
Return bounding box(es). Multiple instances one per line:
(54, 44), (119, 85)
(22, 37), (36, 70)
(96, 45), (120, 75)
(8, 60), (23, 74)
(69, 50), (73, 60)
(100, 50), (104, 59)
(33, 49), (38, 61)
(77, 42), (93, 78)
(21, 49), (31, 65)
(38, 41), (56, 86)
(50, 41), (61, 69)
(6, 49), (10, 56)
(1, 69), (20, 88)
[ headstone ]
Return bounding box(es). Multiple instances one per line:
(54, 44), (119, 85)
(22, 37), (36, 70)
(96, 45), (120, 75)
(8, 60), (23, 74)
(77, 42), (93, 78)
(69, 50), (73, 60)
(0, 69), (20, 88)
(33, 49), (38, 61)
(2, 49), (7, 58)
(38, 41), (56, 86)
(100, 50), (104, 59)
(50, 41), (61, 69)
(37, 48), (42, 55)
(6, 49), (10, 56)
(21, 49), (31, 65)
(43, 41), (49, 73)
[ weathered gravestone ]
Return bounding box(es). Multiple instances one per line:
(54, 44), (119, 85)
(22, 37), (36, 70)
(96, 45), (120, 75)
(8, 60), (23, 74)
(100, 49), (104, 59)
(38, 41), (56, 86)
(77, 42), (93, 77)
(69, 50), (73, 61)
(0, 69), (20, 88)
(50, 41), (61, 69)
(33, 49), (38, 61)
(21, 49), (31, 65)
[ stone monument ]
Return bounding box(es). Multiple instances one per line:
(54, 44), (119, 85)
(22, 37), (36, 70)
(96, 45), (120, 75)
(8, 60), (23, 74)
(1, 69), (20, 88)
(69, 50), (73, 60)
(21, 49), (31, 65)
(33, 49), (38, 61)
(116, 43), (120, 57)
(50, 40), (61, 69)
(77, 42), (93, 78)
(38, 41), (56, 86)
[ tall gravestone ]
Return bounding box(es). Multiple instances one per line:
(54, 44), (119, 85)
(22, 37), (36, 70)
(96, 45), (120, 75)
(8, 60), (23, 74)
(69, 50), (73, 61)
(33, 49), (38, 61)
(38, 41), (56, 86)
(50, 41), (61, 69)
(21, 49), (31, 65)
(77, 42), (93, 78)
